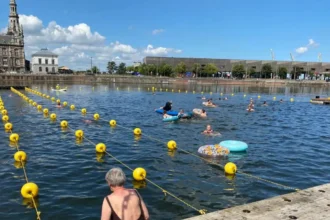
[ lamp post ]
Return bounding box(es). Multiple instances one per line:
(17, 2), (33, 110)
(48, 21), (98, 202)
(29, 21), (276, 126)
(91, 57), (93, 73)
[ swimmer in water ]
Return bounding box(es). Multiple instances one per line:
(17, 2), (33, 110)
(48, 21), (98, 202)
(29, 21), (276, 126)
(8, 94), (12, 97)
(247, 103), (255, 112)
(200, 109), (207, 117)
(160, 101), (172, 111)
(56, 102), (62, 108)
(262, 101), (268, 106)
(224, 97), (228, 100)
(163, 110), (171, 119)
(201, 96), (206, 100)
(203, 125), (213, 134)
(177, 109), (185, 117)
(280, 99), (283, 103)
(83, 119), (92, 124)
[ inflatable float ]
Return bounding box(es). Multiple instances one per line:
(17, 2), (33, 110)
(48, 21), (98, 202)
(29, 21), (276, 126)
(219, 140), (248, 152)
(203, 131), (221, 137)
(51, 87), (67, 92)
(202, 102), (216, 107)
(178, 112), (193, 119)
(155, 109), (178, 116)
(163, 116), (179, 122)
(193, 108), (206, 118)
(198, 144), (230, 157)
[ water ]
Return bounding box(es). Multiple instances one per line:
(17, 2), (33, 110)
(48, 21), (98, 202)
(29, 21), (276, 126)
(1, 84), (330, 220)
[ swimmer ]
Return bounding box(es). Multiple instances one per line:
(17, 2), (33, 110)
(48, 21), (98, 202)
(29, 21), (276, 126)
(246, 103), (255, 112)
(203, 125), (213, 134)
(163, 110), (171, 119)
(83, 119), (92, 124)
(200, 109), (207, 117)
(224, 97), (228, 100)
(177, 109), (185, 117)
(201, 96), (206, 100)
(280, 99), (283, 103)
(262, 101), (268, 106)
(160, 101), (172, 111)
(56, 102), (62, 108)
(8, 94), (12, 97)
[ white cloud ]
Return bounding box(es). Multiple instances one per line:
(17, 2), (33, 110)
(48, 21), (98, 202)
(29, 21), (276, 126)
(152, 29), (165, 35)
(295, 39), (319, 54)
(1, 14), (181, 71)
(143, 44), (182, 56)
(0, 27), (7, 34)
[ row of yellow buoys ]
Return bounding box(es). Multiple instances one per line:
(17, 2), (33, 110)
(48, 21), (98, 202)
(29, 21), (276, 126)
(1, 92), (41, 220)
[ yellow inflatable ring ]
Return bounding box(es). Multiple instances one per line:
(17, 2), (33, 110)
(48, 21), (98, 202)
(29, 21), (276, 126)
(14, 151), (27, 162)
(95, 143), (106, 153)
(21, 182), (39, 198)
(133, 168), (147, 181)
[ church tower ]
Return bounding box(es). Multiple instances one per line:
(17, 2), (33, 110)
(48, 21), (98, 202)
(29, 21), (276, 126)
(7, 0), (21, 36)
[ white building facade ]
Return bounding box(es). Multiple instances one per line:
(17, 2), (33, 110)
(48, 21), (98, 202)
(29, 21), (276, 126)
(31, 49), (58, 74)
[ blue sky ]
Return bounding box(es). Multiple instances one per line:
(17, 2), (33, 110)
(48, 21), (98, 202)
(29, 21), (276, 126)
(0, 0), (329, 70)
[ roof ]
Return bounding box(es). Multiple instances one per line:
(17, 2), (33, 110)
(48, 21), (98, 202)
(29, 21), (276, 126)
(0, 35), (15, 44)
(59, 66), (70, 70)
(32, 49), (58, 57)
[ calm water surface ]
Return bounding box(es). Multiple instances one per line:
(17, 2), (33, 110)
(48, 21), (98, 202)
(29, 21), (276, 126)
(1, 84), (330, 220)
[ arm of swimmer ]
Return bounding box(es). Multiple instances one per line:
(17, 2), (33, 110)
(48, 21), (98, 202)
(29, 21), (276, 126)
(101, 197), (112, 220)
(141, 198), (150, 220)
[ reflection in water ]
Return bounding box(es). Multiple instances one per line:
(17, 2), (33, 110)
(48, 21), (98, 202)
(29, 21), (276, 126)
(22, 198), (39, 209)
(132, 180), (147, 189)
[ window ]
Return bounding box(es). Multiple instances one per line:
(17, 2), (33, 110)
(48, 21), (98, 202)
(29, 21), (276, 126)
(46, 67), (49, 72)
(52, 59), (55, 65)
(15, 49), (19, 56)
(52, 67), (55, 73)
(3, 58), (8, 66)
(39, 67), (42, 72)
(16, 59), (20, 65)
(45, 59), (48, 65)
(311, 68), (316, 71)
(2, 48), (7, 55)
(38, 58), (42, 64)
(326, 69), (330, 72)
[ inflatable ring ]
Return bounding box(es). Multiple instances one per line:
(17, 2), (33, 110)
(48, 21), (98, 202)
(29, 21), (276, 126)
(21, 182), (39, 198)
(163, 116), (179, 122)
(133, 167), (147, 181)
(14, 151), (27, 162)
(75, 130), (84, 139)
(96, 143), (106, 153)
(198, 145), (230, 157)
(193, 108), (206, 118)
(4, 122), (13, 130)
(219, 140), (248, 152)
(155, 109), (179, 116)
(10, 133), (19, 142)
(202, 102), (216, 108)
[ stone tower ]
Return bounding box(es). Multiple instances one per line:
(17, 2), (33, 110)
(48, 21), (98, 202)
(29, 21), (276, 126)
(7, 0), (21, 36)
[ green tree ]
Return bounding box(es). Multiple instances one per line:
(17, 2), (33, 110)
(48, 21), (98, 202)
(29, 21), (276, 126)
(248, 67), (256, 78)
(126, 66), (134, 72)
(309, 70), (315, 80)
(232, 64), (245, 78)
(191, 63), (200, 73)
(91, 66), (99, 74)
(138, 63), (148, 75)
(174, 62), (186, 74)
(159, 63), (173, 77)
(278, 67), (288, 79)
(147, 64), (157, 75)
(204, 63), (219, 75)
(261, 64), (273, 78)
(117, 63), (126, 74)
(107, 61), (116, 74)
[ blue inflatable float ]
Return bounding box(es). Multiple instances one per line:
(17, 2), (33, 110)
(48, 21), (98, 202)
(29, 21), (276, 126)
(219, 140), (248, 152)
(178, 112), (193, 119)
(163, 116), (179, 122)
(155, 109), (178, 116)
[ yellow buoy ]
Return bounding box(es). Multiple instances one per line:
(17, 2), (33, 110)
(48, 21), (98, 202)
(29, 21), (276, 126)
(75, 130), (84, 139)
(133, 168), (147, 181)
(201, 91), (204, 94)
(134, 128), (142, 136)
(94, 113), (100, 120)
(290, 98), (294, 102)
(167, 140), (177, 150)
(2, 109), (8, 115)
(51, 97), (55, 102)
(2, 115), (9, 122)
(43, 108), (49, 114)
(32, 102), (37, 107)
(21, 182), (39, 198)
(70, 105), (75, 110)
(63, 101), (68, 107)
(244, 94), (246, 97)
(37, 105), (42, 110)
(258, 95), (261, 99)
(193, 91), (195, 94)
(109, 120), (116, 127)
(0, 106), (4, 110)
(210, 92), (213, 95)
(81, 108), (87, 114)
(224, 162), (237, 175)
(4, 122), (13, 130)
(56, 99), (60, 103)
(14, 151), (27, 162)
(273, 96), (276, 100)
(231, 93), (234, 96)
(50, 113), (57, 120)
(46, 95), (50, 99)
(96, 143), (106, 153)
(178, 89), (181, 93)
(9, 133), (19, 142)
(60, 120), (68, 128)
(220, 93), (223, 96)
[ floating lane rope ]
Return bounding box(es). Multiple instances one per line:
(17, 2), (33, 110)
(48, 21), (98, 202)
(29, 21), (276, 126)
(25, 87), (300, 192)
(1, 93), (42, 220)
(19, 88), (208, 216)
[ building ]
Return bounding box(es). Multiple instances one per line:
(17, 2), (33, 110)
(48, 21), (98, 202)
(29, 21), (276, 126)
(31, 49), (59, 74)
(143, 56), (330, 79)
(0, 0), (26, 73)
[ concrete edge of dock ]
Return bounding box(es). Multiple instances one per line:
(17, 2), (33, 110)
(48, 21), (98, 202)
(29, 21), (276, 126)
(184, 183), (330, 220)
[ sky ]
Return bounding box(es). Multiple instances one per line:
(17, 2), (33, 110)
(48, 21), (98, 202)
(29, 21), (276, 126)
(0, 0), (329, 71)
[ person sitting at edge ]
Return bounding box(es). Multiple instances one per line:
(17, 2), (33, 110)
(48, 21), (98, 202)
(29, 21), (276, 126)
(101, 167), (149, 220)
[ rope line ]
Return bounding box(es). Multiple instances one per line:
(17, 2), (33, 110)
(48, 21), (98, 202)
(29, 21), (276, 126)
(1, 94), (42, 220)
(25, 87), (300, 192)
(20, 92), (207, 216)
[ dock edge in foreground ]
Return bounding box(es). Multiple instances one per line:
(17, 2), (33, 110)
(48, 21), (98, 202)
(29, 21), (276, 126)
(184, 183), (330, 220)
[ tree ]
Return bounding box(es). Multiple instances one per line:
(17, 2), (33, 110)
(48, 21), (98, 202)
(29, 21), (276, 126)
(147, 64), (156, 76)
(138, 63), (148, 75)
(232, 64), (245, 78)
(309, 70), (315, 80)
(107, 61), (116, 74)
(175, 62), (186, 74)
(191, 63), (200, 74)
(126, 66), (134, 72)
(278, 67), (288, 79)
(204, 63), (219, 76)
(159, 63), (173, 76)
(117, 63), (126, 75)
(91, 66), (99, 74)
(261, 64), (273, 78)
(248, 67), (256, 78)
